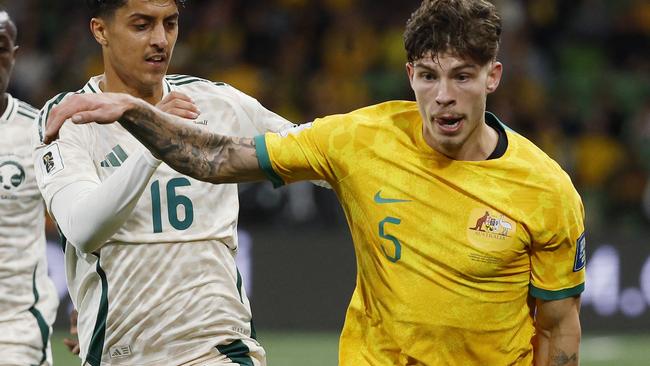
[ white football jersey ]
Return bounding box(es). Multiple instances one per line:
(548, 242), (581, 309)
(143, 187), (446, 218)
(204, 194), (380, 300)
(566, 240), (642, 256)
(33, 75), (293, 365)
(0, 94), (58, 365)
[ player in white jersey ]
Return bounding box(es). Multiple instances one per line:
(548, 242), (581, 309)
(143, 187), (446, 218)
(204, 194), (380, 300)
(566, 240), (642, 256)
(0, 8), (59, 366)
(32, 1), (293, 365)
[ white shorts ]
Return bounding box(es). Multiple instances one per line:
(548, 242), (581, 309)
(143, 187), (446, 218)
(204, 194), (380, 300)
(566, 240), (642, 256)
(183, 339), (266, 366)
(0, 312), (53, 366)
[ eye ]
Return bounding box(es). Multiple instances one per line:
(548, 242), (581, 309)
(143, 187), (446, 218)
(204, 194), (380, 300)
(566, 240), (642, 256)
(419, 72), (436, 81)
(133, 23), (148, 31)
(456, 73), (471, 82)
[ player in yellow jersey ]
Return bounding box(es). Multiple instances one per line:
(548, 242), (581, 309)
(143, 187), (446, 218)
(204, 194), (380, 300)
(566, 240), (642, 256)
(42, 0), (585, 365)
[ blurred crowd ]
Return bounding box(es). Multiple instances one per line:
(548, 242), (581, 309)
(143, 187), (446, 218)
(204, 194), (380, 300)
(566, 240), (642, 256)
(5, 0), (650, 235)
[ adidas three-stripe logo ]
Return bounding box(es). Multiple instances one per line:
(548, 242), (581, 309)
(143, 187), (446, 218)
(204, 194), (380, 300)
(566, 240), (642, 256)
(100, 145), (129, 167)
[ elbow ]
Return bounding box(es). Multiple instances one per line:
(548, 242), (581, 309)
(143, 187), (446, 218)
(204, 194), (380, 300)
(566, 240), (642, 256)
(61, 229), (101, 254)
(77, 239), (100, 254)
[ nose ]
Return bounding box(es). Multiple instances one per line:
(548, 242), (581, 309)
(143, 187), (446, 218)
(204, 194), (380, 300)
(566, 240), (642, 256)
(150, 23), (168, 49)
(435, 79), (455, 107)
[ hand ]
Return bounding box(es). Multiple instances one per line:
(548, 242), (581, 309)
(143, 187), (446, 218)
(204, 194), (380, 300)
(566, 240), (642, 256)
(63, 309), (80, 355)
(155, 91), (200, 120)
(44, 93), (140, 144)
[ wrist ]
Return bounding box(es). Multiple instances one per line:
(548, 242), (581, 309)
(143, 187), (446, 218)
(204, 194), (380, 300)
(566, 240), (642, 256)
(119, 95), (149, 125)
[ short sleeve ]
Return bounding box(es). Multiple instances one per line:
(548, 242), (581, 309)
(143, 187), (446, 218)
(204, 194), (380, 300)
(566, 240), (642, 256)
(529, 184), (586, 300)
(255, 114), (349, 188)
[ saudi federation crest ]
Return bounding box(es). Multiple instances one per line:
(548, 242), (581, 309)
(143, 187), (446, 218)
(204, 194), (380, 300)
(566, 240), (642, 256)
(0, 161), (25, 191)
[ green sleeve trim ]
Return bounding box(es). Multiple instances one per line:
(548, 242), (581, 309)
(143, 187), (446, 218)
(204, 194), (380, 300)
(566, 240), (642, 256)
(529, 283), (584, 301)
(254, 134), (285, 188)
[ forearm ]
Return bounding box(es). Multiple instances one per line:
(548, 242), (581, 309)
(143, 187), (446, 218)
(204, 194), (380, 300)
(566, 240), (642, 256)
(118, 99), (264, 184)
(534, 327), (580, 366)
(51, 150), (160, 253)
(534, 296), (582, 366)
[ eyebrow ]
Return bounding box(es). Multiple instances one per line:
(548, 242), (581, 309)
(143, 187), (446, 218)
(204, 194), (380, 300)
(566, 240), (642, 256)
(128, 12), (179, 21)
(412, 62), (479, 73)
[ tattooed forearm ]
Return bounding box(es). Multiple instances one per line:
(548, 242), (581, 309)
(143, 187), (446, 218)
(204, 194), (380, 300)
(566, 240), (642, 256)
(551, 350), (578, 366)
(118, 102), (263, 183)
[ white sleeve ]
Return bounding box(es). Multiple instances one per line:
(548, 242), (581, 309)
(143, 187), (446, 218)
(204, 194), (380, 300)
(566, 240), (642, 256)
(50, 150), (161, 253)
(230, 86), (295, 133)
(228, 86), (332, 189)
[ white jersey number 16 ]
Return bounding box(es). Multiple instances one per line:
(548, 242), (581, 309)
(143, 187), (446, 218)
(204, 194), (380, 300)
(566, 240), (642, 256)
(150, 177), (194, 233)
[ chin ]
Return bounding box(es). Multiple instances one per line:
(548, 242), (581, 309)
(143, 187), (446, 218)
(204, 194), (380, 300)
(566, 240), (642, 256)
(436, 135), (466, 153)
(140, 72), (165, 86)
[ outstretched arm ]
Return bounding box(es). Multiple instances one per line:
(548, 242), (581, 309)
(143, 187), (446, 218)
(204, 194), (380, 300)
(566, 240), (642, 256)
(45, 93), (264, 184)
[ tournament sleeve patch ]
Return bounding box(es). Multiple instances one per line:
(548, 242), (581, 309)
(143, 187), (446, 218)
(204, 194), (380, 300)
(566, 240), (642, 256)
(39, 143), (65, 177)
(278, 122), (313, 137)
(573, 232), (586, 272)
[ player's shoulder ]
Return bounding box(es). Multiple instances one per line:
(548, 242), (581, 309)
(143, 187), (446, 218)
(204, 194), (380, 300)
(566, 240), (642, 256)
(165, 74), (231, 95)
(35, 91), (78, 140)
(316, 100), (418, 128)
(506, 125), (580, 200)
(346, 100), (417, 122)
(0, 96), (39, 145)
(11, 97), (40, 125)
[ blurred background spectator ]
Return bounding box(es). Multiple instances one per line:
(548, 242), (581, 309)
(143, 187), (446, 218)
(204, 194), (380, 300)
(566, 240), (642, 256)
(5, 0), (650, 343)
(6, 0), (650, 231)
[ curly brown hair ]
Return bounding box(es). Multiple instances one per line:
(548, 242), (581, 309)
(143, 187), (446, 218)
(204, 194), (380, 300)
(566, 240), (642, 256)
(404, 0), (501, 65)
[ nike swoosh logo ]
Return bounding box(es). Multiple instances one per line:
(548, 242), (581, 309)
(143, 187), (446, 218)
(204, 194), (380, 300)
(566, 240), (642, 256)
(374, 190), (411, 204)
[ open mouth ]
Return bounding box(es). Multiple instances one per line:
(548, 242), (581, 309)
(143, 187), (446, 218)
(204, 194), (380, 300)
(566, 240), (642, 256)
(434, 115), (464, 133)
(145, 54), (167, 66)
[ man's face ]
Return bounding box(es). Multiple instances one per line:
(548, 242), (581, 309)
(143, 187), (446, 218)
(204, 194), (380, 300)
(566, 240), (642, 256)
(406, 52), (502, 158)
(100, 0), (179, 89)
(0, 12), (17, 95)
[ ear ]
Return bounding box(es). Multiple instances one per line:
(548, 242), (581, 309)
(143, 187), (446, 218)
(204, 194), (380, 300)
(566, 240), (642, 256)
(486, 61), (502, 94)
(90, 17), (109, 46)
(406, 62), (415, 87)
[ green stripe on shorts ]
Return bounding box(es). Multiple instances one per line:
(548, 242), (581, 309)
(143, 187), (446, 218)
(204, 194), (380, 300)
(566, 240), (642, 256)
(86, 254), (109, 366)
(216, 340), (254, 366)
(29, 265), (49, 365)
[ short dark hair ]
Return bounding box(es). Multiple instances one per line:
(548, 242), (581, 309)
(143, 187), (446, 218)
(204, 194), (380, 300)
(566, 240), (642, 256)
(86, 0), (187, 19)
(404, 0), (501, 65)
(0, 6), (17, 43)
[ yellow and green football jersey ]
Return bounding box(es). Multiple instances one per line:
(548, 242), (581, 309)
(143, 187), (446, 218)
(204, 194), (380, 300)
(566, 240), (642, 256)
(254, 101), (585, 365)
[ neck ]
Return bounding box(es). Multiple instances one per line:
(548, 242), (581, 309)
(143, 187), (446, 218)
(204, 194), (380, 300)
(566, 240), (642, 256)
(0, 93), (7, 117)
(100, 68), (163, 106)
(424, 117), (499, 161)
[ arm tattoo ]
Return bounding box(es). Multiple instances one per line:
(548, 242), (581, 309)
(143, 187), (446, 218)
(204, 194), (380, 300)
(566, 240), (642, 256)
(552, 351), (578, 366)
(119, 103), (261, 183)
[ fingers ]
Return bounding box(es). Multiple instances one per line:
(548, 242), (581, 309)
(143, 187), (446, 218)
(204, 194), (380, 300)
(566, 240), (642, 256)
(164, 106), (200, 119)
(43, 93), (131, 144)
(157, 91), (200, 119)
(63, 338), (81, 355)
(43, 94), (96, 144)
(64, 309), (80, 355)
(164, 91), (194, 103)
